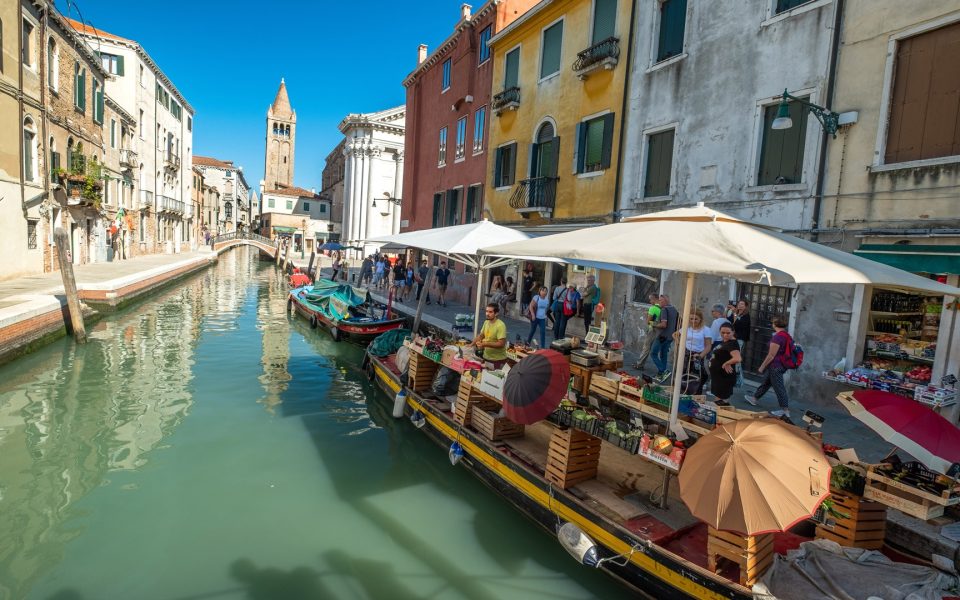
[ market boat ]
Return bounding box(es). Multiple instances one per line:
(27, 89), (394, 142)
(288, 281), (405, 342)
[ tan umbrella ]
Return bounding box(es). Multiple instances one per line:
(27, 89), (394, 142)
(678, 418), (831, 536)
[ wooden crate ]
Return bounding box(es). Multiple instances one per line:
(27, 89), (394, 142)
(589, 373), (620, 402)
(707, 528), (774, 587)
(455, 379), (500, 426)
(862, 465), (960, 521)
(471, 409), (524, 441)
(815, 489), (887, 550)
(408, 351), (440, 392)
(545, 427), (602, 489)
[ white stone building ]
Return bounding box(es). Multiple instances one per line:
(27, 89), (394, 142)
(337, 106), (405, 256)
(193, 156), (251, 234)
(69, 18), (195, 255)
(260, 186), (334, 254)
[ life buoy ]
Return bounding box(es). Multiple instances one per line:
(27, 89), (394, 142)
(309, 314), (318, 329)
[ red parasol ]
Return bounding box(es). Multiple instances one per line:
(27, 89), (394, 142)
(502, 350), (570, 425)
(838, 389), (960, 474)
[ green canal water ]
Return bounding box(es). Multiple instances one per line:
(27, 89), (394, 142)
(0, 248), (626, 600)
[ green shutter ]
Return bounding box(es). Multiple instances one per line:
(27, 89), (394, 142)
(116, 54), (124, 76)
(80, 70), (86, 111)
(592, 0), (617, 44)
(758, 100), (807, 185)
(494, 147), (503, 187)
(504, 49), (520, 89)
(540, 21), (563, 79)
(644, 129), (674, 197)
(600, 112), (615, 170)
(573, 122), (585, 173)
(585, 119), (604, 169)
(529, 142), (539, 178)
(657, 0), (687, 62)
(507, 143), (517, 184)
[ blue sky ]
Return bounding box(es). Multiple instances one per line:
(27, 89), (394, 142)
(58, 0), (464, 193)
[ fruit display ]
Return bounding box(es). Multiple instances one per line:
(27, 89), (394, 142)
(905, 365), (932, 383)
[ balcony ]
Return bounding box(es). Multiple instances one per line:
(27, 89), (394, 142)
(508, 176), (558, 218)
(163, 154), (181, 172)
(572, 37), (620, 79)
(183, 203), (194, 219)
(492, 86), (520, 115)
(119, 148), (138, 169)
(157, 195), (185, 214)
(140, 190), (154, 208)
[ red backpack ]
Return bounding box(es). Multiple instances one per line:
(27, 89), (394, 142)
(778, 332), (804, 370)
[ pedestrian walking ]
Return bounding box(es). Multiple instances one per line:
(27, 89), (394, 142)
(330, 251), (342, 282)
(709, 323), (742, 406)
(555, 283), (581, 340)
(550, 280), (567, 339)
(404, 263), (415, 302)
(651, 294), (679, 381)
(520, 265), (535, 308)
(744, 316), (793, 419)
(360, 256), (373, 286)
(434, 261), (451, 306)
(634, 294), (660, 371)
(732, 299), (751, 386)
(580, 275), (600, 332)
(392, 258), (406, 302)
(526, 286), (550, 349)
(416, 260), (431, 304)
(373, 257), (386, 288)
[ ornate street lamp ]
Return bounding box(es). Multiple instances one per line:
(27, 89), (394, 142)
(770, 88), (840, 138)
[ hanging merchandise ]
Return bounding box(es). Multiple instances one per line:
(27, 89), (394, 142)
(448, 441), (465, 466)
(410, 409), (426, 429)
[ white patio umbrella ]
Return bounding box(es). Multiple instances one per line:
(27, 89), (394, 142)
(367, 220), (646, 335)
(479, 203), (960, 428)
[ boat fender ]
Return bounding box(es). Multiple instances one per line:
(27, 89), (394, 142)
(449, 441), (465, 466)
(410, 410), (426, 429)
(331, 326), (341, 342)
(287, 297), (293, 312)
(309, 314), (318, 329)
(392, 390), (407, 418)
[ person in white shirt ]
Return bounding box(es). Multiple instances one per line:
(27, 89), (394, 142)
(709, 304), (731, 351)
(674, 309), (712, 393)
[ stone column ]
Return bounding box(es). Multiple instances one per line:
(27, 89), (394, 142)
(393, 150), (404, 234)
(364, 145), (381, 252)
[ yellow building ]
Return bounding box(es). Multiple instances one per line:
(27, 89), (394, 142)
(486, 0), (631, 319)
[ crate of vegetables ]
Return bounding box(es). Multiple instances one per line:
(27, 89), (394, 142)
(863, 462), (960, 520)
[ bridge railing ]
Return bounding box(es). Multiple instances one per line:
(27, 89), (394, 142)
(212, 232), (277, 247)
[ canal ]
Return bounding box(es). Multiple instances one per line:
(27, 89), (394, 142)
(0, 248), (626, 600)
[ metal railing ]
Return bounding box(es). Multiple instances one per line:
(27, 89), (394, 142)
(119, 148), (138, 168)
(140, 189), (154, 207)
(211, 231), (277, 247)
(508, 176), (559, 211)
(492, 86), (521, 112)
(572, 37), (620, 74)
(157, 195), (184, 214)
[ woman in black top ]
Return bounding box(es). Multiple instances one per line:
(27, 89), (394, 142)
(732, 299), (751, 348)
(709, 323), (742, 405)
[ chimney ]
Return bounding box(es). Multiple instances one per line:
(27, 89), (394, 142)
(418, 44), (428, 64)
(461, 3), (472, 19)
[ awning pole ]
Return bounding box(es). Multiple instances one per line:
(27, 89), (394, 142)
(473, 258), (487, 337)
(669, 272), (696, 428)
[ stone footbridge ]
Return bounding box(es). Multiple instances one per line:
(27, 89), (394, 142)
(211, 232), (278, 255)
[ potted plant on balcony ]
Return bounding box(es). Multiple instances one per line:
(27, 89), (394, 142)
(82, 176), (103, 210)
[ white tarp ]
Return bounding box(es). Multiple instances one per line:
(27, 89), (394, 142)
(478, 204), (960, 296)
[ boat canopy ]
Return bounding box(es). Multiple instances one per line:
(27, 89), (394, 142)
(301, 281), (370, 322)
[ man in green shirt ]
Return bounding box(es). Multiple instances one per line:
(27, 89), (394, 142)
(634, 293), (660, 372)
(474, 303), (508, 368)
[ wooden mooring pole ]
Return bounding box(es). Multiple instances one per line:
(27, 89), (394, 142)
(53, 227), (87, 344)
(306, 251), (316, 280)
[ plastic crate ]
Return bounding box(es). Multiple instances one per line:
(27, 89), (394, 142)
(642, 385), (672, 408)
(914, 385), (956, 407)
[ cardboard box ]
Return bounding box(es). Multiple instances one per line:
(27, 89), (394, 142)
(477, 367), (509, 401)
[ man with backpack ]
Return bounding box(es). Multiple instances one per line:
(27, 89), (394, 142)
(745, 315), (802, 420)
(555, 283), (580, 340)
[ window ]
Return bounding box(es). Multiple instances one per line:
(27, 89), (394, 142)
(224, 202), (232, 220)
(303, 201), (310, 211)
(139, 64), (144, 85)
(473, 106), (486, 153)
(441, 58), (451, 91)
(268, 198), (275, 208)
(286, 200), (293, 210)
(540, 20), (563, 79)
(187, 116), (192, 131)
(22, 19), (33, 67)
(100, 52), (123, 75)
(319, 203), (327, 214)
(93, 79), (104, 123)
(592, 0), (617, 44)
(27, 219), (38, 249)
(47, 38), (58, 91)
(885, 22), (960, 164)
(23, 117), (37, 182)
(656, 0), (687, 63)
(465, 185), (482, 223)
(478, 25), (492, 64)
(576, 113), (615, 173)
(775, 0), (812, 14)
(631, 267), (661, 304)
(455, 116), (467, 160)
(445, 188), (462, 225)
(494, 143), (517, 187)
(74, 63), (86, 112)
(643, 129), (675, 197)
(758, 98), (807, 185)
(432, 192), (443, 228)
(170, 101), (182, 121)
(155, 83), (169, 109)
(504, 47), (520, 89)
(110, 119), (116, 148)
(438, 126), (448, 166)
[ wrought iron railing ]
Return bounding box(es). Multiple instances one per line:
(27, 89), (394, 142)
(140, 189), (154, 207)
(572, 37), (620, 73)
(492, 86), (521, 112)
(508, 176), (559, 211)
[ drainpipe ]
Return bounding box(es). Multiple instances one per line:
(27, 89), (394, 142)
(612, 0), (638, 222)
(812, 0), (844, 241)
(18, 5), (26, 249)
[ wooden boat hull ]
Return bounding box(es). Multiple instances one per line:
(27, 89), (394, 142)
(288, 291), (405, 341)
(365, 352), (751, 600)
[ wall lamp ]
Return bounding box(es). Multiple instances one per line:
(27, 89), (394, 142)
(771, 88), (840, 138)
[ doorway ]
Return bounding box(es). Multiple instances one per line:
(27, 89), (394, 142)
(736, 282), (793, 376)
(530, 122), (558, 208)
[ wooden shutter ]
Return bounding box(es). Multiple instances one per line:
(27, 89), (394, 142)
(585, 120), (604, 170)
(505, 49), (519, 89)
(540, 21), (563, 79)
(432, 193), (443, 227)
(885, 22), (960, 163)
(600, 112), (615, 170)
(758, 100), (807, 185)
(644, 129), (674, 197)
(529, 142), (540, 178)
(79, 69), (86, 111)
(494, 146), (503, 187)
(506, 143), (517, 185)
(592, 0), (617, 44)
(116, 54), (124, 76)
(573, 121), (585, 173)
(657, 0), (687, 62)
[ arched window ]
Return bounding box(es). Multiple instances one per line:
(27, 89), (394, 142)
(23, 117), (37, 182)
(285, 125), (290, 137)
(224, 201), (232, 220)
(47, 37), (58, 91)
(48, 136), (57, 180)
(273, 123), (278, 135)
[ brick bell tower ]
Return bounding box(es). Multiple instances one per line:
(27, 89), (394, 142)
(264, 78), (296, 189)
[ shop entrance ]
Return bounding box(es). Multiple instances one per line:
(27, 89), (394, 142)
(736, 282), (793, 376)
